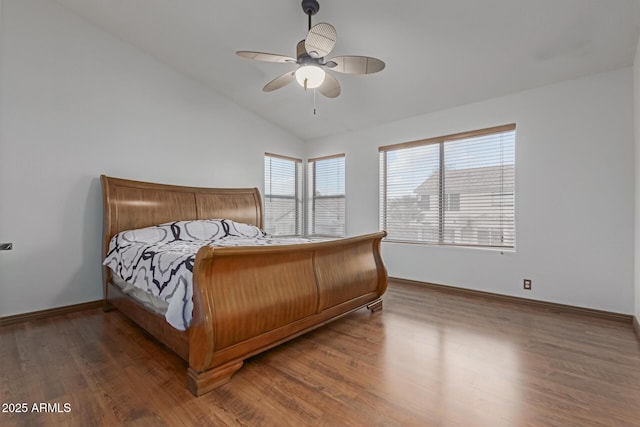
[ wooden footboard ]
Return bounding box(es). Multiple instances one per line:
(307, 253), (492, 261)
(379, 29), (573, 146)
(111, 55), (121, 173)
(187, 232), (387, 395)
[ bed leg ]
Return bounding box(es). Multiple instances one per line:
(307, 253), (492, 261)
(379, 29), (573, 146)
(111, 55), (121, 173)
(366, 299), (383, 312)
(187, 360), (244, 396)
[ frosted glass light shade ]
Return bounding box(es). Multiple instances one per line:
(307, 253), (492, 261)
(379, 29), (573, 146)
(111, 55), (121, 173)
(295, 65), (325, 89)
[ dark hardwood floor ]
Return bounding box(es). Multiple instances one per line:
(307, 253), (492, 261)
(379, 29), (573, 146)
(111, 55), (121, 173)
(2, 281), (640, 426)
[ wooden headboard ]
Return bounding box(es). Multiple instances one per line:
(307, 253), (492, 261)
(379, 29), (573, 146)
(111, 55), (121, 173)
(100, 175), (263, 293)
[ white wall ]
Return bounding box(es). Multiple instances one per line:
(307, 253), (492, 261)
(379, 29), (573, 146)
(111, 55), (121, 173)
(308, 68), (635, 315)
(0, 0), (303, 317)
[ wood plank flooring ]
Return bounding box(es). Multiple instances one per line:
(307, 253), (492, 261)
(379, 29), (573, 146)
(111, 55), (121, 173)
(2, 281), (640, 426)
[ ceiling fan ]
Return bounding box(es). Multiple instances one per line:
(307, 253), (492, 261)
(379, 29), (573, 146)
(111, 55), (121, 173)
(236, 0), (385, 99)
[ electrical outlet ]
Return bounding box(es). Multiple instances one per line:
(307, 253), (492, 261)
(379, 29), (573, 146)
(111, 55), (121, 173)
(523, 279), (532, 290)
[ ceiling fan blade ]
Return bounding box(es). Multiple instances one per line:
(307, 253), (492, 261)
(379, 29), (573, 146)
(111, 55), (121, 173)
(263, 71), (296, 92)
(305, 22), (337, 58)
(236, 51), (296, 63)
(317, 72), (340, 98)
(325, 55), (385, 74)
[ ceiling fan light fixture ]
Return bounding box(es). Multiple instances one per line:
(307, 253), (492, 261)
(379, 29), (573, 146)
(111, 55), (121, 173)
(295, 65), (325, 89)
(236, 0), (384, 100)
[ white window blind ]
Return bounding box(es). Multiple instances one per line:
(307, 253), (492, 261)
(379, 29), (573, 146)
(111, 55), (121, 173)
(308, 154), (345, 237)
(379, 124), (516, 248)
(264, 153), (302, 236)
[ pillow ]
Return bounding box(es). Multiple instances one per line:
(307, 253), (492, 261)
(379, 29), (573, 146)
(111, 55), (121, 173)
(225, 220), (264, 238)
(175, 219), (229, 241)
(118, 219), (265, 245)
(157, 219), (265, 241)
(120, 226), (170, 244)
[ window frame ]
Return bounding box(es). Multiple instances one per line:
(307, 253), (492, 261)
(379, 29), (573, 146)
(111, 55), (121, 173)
(263, 152), (303, 236)
(379, 124), (516, 249)
(307, 153), (346, 238)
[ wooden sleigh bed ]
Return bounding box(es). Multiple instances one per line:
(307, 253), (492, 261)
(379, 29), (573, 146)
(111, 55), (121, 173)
(100, 175), (388, 396)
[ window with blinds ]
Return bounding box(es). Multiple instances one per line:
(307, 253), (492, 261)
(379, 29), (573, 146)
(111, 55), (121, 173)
(379, 124), (516, 248)
(308, 154), (345, 237)
(264, 153), (302, 236)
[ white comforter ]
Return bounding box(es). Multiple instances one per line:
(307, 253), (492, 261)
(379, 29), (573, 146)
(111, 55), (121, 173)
(103, 219), (310, 330)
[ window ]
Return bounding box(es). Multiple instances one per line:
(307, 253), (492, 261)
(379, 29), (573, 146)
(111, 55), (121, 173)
(379, 124), (515, 248)
(492, 192), (514, 207)
(418, 194), (430, 211)
(444, 193), (460, 211)
(264, 153), (302, 236)
(308, 154), (345, 237)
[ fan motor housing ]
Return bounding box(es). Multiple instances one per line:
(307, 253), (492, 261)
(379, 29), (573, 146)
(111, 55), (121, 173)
(296, 40), (309, 60)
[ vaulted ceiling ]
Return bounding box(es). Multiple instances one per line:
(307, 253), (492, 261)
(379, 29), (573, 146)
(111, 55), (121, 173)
(52, 0), (640, 140)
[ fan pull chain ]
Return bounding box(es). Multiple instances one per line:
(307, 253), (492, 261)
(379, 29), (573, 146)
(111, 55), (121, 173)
(313, 88), (317, 116)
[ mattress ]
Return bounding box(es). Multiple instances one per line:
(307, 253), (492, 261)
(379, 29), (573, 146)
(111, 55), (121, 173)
(111, 273), (168, 316)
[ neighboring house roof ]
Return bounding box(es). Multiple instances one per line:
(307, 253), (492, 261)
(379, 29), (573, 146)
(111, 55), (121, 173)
(415, 165), (514, 195)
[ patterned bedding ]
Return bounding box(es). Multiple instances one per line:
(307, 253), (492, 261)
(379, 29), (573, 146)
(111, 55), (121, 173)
(103, 219), (310, 330)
